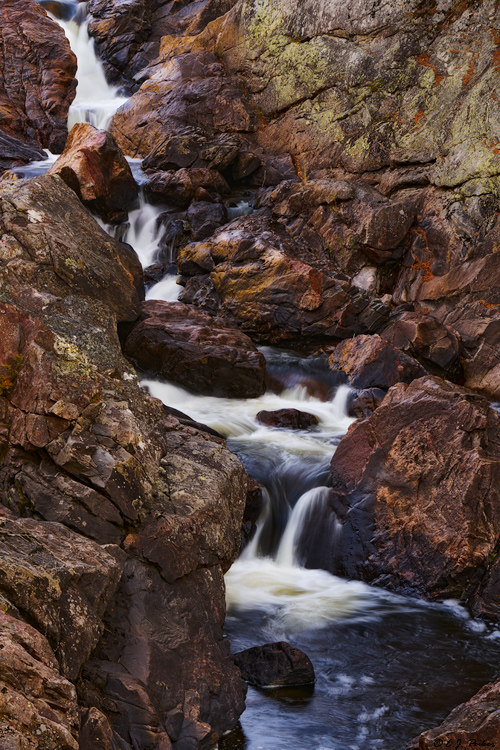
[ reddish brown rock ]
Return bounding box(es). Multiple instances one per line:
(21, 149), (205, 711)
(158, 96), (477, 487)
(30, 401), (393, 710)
(0, 130), (46, 171)
(326, 377), (500, 600)
(145, 167), (230, 208)
(187, 199), (228, 240)
(328, 334), (426, 390)
(143, 129), (241, 173)
(79, 708), (117, 750)
(48, 123), (138, 223)
(0, 175), (144, 323)
(177, 214), (390, 344)
(347, 388), (386, 419)
(234, 642), (315, 688)
(0, 611), (79, 750)
(256, 409), (319, 430)
(0, 517), (122, 680)
(122, 299), (266, 398)
(406, 679), (500, 750)
(0, 0), (76, 154)
(110, 51), (258, 158)
(380, 310), (462, 375)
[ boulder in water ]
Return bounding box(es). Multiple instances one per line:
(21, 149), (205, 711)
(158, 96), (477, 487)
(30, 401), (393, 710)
(256, 409), (319, 430)
(121, 299), (266, 398)
(347, 388), (386, 419)
(187, 199), (228, 240)
(234, 642), (315, 688)
(328, 334), (426, 390)
(145, 167), (230, 208)
(48, 123), (139, 224)
(406, 679), (500, 750)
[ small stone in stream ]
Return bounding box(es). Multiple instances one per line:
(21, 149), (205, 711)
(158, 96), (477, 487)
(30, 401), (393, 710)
(256, 408), (319, 430)
(329, 334), (426, 390)
(347, 388), (386, 419)
(48, 123), (138, 223)
(234, 642), (315, 688)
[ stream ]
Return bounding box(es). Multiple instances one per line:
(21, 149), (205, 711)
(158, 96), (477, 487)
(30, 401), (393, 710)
(25, 3), (500, 748)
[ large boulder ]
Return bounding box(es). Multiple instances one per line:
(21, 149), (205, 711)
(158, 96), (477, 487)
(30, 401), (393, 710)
(0, 285), (248, 748)
(48, 123), (139, 224)
(314, 377), (500, 603)
(177, 213), (390, 344)
(0, 175), (144, 322)
(121, 299), (267, 398)
(0, 0), (76, 155)
(328, 334), (426, 390)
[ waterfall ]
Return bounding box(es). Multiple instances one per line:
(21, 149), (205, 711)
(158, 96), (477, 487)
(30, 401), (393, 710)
(276, 486), (331, 567)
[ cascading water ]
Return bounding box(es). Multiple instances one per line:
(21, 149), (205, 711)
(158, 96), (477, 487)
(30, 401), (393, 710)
(144, 349), (500, 750)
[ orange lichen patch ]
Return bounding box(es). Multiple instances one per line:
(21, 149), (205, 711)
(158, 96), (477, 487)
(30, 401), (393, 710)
(292, 154), (307, 182)
(416, 53), (444, 85)
(414, 108), (425, 125)
(411, 258), (434, 282)
(479, 300), (500, 309)
(462, 58), (475, 86)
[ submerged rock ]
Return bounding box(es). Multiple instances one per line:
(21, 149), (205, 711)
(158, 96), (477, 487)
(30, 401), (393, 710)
(234, 642), (315, 688)
(121, 299), (266, 398)
(48, 123), (138, 223)
(256, 408), (319, 430)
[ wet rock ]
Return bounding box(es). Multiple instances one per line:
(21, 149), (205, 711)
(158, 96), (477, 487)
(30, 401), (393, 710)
(0, 0), (76, 154)
(0, 175), (144, 323)
(241, 478), (263, 548)
(178, 214), (390, 344)
(48, 123), (138, 224)
(0, 611), (79, 750)
(256, 409), (319, 430)
(0, 516), (121, 680)
(406, 679), (500, 750)
(0, 130), (46, 172)
(121, 299), (266, 398)
(328, 334), (426, 390)
(110, 51), (258, 158)
(187, 200), (228, 240)
(145, 167), (230, 208)
(234, 642), (315, 688)
(347, 388), (386, 419)
(143, 129), (241, 173)
(380, 310), (462, 375)
(328, 376), (500, 601)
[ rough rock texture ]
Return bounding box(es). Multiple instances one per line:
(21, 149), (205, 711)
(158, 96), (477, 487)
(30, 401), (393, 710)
(256, 409), (319, 430)
(145, 166), (230, 208)
(0, 175), (144, 323)
(0, 609), (79, 750)
(48, 124), (138, 224)
(0, 517), (121, 680)
(347, 388), (386, 420)
(328, 334), (426, 390)
(234, 642), (315, 688)
(324, 377), (500, 602)
(121, 299), (267, 398)
(178, 213), (390, 344)
(406, 679), (500, 750)
(0, 0), (76, 155)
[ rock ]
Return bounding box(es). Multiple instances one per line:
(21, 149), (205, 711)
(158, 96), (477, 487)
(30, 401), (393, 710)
(79, 708), (117, 750)
(406, 679), (500, 750)
(145, 167), (230, 208)
(0, 611), (79, 750)
(0, 516), (121, 680)
(143, 129), (241, 173)
(187, 200), (228, 240)
(0, 287), (248, 747)
(0, 130), (46, 171)
(328, 334), (426, 389)
(0, 0), (76, 154)
(262, 179), (416, 274)
(121, 299), (266, 398)
(110, 51), (258, 158)
(347, 388), (386, 419)
(241, 478), (263, 548)
(0, 175), (144, 323)
(326, 376), (500, 601)
(380, 310), (462, 376)
(48, 124), (138, 224)
(234, 642), (315, 688)
(177, 214), (390, 344)
(256, 409), (319, 430)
